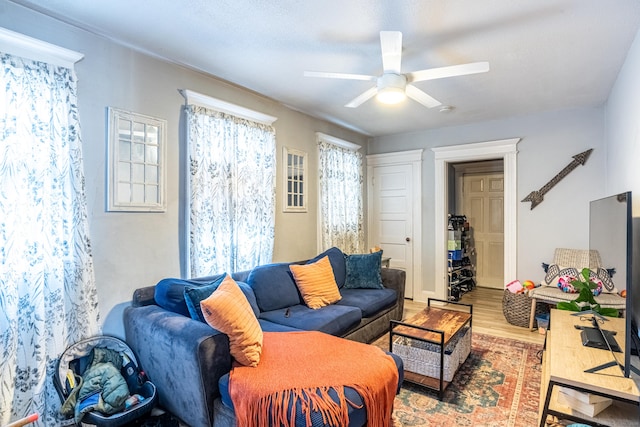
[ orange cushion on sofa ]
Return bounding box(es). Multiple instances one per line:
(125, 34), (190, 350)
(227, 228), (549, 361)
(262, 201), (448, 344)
(289, 256), (341, 309)
(200, 274), (263, 367)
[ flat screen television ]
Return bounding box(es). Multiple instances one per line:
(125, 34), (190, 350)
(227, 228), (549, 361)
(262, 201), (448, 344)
(589, 191), (640, 378)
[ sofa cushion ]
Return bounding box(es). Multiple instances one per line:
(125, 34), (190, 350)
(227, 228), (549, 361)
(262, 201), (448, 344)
(290, 256), (342, 309)
(336, 288), (397, 317)
(258, 319), (303, 333)
(184, 278), (260, 322)
(259, 304), (361, 336)
(307, 247), (347, 288)
(184, 275), (227, 322)
(154, 275), (225, 316)
(529, 286), (627, 309)
(344, 252), (383, 289)
(190, 276), (261, 316)
(247, 262), (301, 312)
(201, 275), (263, 367)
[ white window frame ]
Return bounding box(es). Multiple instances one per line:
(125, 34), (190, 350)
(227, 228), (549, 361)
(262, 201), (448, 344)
(283, 147), (307, 212)
(107, 107), (167, 212)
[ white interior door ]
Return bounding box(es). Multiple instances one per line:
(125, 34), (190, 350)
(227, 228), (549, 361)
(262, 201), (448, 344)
(370, 164), (414, 298)
(462, 172), (504, 289)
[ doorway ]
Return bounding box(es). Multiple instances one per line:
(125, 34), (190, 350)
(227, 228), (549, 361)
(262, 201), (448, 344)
(433, 138), (520, 300)
(452, 161), (505, 289)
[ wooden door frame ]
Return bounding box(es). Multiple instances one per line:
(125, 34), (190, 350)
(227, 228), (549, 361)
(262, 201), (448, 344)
(366, 149), (423, 300)
(432, 139), (520, 300)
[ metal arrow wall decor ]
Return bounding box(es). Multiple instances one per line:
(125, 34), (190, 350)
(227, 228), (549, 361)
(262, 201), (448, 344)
(522, 148), (593, 210)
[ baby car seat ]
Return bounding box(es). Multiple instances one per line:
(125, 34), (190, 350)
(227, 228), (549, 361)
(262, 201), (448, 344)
(54, 336), (158, 427)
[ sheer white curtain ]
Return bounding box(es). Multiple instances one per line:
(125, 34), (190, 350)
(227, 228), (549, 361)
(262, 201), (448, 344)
(185, 105), (276, 277)
(318, 137), (365, 254)
(0, 53), (100, 425)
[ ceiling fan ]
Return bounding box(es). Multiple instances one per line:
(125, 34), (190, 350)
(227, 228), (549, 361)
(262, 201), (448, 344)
(304, 31), (489, 108)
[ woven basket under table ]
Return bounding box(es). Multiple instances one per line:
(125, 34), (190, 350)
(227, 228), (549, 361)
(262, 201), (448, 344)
(392, 326), (471, 382)
(502, 289), (549, 328)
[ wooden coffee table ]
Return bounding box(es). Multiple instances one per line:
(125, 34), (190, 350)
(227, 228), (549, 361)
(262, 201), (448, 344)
(390, 298), (473, 399)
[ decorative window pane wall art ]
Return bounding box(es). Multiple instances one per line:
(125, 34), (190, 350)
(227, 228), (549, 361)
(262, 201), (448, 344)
(283, 147), (307, 212)
(107, 107), (167, 212)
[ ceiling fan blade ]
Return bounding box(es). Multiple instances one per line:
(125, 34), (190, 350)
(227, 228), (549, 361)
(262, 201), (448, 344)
(304, 71), (376, 81)
(407, 61), (490, 83)
(405, 85), (441, 108)
(380, 31), (402, 74)
(345, 86), (378, 108)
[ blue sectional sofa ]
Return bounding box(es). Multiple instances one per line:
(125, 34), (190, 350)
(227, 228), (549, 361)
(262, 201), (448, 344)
(123, 247), (406, 427)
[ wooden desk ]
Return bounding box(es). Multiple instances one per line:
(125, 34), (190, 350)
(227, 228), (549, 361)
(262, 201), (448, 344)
(539, 309), (640, 426)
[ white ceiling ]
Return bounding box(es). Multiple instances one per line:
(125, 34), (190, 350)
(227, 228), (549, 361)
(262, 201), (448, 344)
(11, 0), (640, 137)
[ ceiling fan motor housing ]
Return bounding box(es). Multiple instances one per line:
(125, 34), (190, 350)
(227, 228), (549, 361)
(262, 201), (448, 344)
(377, 73), (407, 104)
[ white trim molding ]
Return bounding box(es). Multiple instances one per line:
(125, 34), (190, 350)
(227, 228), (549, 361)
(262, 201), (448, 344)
(366, 149), (423, 301)
(367, 149), (423, 166)
(180, 89), (277, 125)
(315, 132), (361, 151)
(0, 27), (83, 68)
(432, 138), (520, 300)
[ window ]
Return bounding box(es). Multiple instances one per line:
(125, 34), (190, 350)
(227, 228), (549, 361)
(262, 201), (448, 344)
(0, 28), (100, 424)
(107, 108), (167, 212)
(317, 132), (364, 254)
(182, 90), (277, 277)
(283, 147), (307, 212)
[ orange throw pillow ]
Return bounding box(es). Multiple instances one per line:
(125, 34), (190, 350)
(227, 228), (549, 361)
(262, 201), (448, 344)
(290, 256), (341, 309)
(200, 274), (263, 367)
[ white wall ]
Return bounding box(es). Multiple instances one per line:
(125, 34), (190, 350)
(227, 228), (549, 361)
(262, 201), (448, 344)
(606, 27), (640, 204)
(604, 26), (640, 334)
(0, 2), (367, 337)
(368, 107), (606, 294)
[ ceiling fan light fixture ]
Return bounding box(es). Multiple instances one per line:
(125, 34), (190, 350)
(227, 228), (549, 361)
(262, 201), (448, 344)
(376, 73), (407, 104)
(377, 87), (406, 104)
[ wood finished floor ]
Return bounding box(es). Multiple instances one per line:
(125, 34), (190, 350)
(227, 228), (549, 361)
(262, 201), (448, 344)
(404, 286), (545, 346)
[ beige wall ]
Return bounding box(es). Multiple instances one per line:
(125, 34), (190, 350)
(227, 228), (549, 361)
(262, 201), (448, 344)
(0, 2), (367, 337)
(369, 107), (607, 296)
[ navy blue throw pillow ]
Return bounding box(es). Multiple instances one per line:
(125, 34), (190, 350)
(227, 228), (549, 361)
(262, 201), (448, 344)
(154, 276), (224, 316)
(344, 252), (383, 289)
(183, 274), (227, 322)
(183, 275), (261, 322)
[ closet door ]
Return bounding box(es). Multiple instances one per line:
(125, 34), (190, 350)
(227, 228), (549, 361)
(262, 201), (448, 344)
(367, 150), (422, 300)
(370, 164), (414, 298)
(463, 173), (504, 289)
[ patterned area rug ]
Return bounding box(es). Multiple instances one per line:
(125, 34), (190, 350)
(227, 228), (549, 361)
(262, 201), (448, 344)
(376, 333), (544, 427)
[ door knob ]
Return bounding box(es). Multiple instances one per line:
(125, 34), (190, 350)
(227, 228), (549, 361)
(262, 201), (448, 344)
(406, 237), (411, 242)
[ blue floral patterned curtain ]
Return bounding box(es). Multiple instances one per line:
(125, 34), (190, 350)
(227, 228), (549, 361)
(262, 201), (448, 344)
(185, 105), (276, 277)
(318, 140), (365, 253)
(0, 53), (101, 426)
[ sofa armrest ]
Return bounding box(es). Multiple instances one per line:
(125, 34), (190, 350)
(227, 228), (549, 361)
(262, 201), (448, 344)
(124, 305), (231, 427)
(381, 268), (406, 318)
(131, 286), (156, 307)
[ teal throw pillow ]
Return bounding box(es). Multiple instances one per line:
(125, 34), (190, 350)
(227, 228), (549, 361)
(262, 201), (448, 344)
(344, 252), (383, 289)
(184, 274), (227, 322)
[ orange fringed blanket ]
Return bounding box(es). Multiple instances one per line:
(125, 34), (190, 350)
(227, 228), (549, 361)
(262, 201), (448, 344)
(229, 331), (398, 427)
